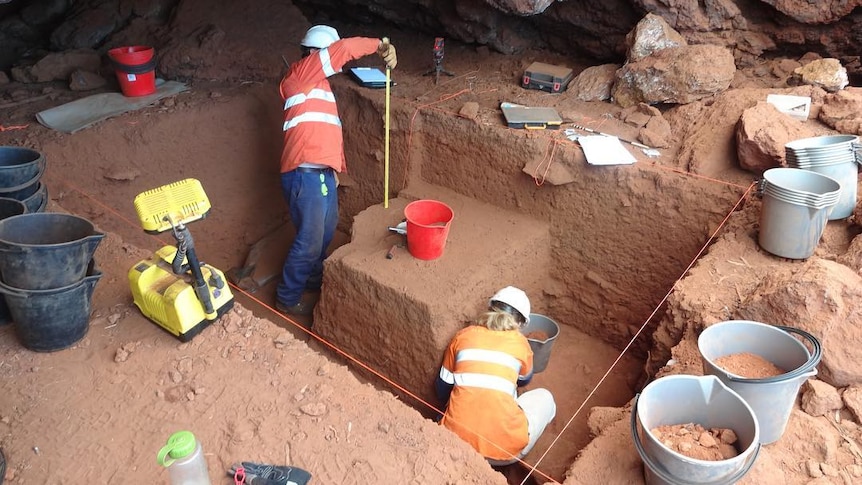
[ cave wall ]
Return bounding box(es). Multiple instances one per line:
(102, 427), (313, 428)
(2, 0), (861, 74)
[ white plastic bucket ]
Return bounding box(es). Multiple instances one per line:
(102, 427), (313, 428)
(698, 321), (821, 445)
(758, 168), (841, 259)
(631, 375), (761, 485)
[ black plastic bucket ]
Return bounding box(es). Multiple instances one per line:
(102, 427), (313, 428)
(0, 213), (105, 290)
(0, 267), (101, 352)
(0, 198), (27, 326)
(0, 164), (43, 200)
(0, 147), (45, 188)
(20, 181), (48, 213)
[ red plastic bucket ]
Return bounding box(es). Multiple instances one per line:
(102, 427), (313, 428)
(107, 46), (156, 97)
(404, 200), (454, 260)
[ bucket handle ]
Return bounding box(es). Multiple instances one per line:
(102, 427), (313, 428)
(726, 325), (822, 384)
(630, 393), (762, 485)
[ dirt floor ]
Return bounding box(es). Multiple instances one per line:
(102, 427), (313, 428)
(2, 1), (862, 485)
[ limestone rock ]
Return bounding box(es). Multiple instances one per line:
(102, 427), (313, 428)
(483, 0), (555, 15)
(457, 101), (480, 121)
(625, 13), (687, 63)
(844, 386), (862, 424)
(818, 88), (862, 136)
(568, 64), (618, 102)
(790, 58), (849, 93)
(735, 101), (819, 173)
(801, 379), (843, 417)
(737, 259), (862, 387)
(639, 114), (672, 149)
(612, 44), (736, 108)
(11, 48), (100, 83)
(68, 69), (106, 91)
(837, 236), (862, 276)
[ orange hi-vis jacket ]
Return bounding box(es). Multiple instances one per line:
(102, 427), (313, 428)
(278, 37), (381, 174)
(439, 325), (534, 460)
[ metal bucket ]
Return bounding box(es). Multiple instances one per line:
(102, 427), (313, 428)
(758, 168), (840, 259)
(698, 320), (821, 445)
(631, 375), (761, 485)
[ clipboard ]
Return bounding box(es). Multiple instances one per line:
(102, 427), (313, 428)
(501, 104), (562, 130)
(349, 67), (394, 88)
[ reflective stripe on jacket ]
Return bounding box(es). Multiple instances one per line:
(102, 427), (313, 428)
(278, 37), (380, 173)
(439, 325), (533, 460)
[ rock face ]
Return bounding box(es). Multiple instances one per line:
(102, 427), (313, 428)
(3, 0), (862, 76)
(612, 44), (736, 107)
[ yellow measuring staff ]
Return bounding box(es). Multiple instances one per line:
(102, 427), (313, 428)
(384, 65), (391, 208)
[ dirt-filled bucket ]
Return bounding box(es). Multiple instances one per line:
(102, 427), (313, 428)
(0, 197), (26, 326)
(0, 266), (101, 352)
(0, 213), (105, 289)
(758, 167), (841, 259)
(631, 374), (761, 485)
(521, 313), (560, 373)
(107, 46), (156, 97)
(698, 320), (821, 445)
(404, 200), (454, 260)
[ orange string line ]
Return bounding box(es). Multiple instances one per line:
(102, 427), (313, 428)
(519, 181), (756, 484)
(39, 170), (560, 484)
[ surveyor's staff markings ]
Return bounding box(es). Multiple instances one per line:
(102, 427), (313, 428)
(518, 181), (757, 485)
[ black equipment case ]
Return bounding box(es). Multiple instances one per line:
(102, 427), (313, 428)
(521, 62), (574, 94)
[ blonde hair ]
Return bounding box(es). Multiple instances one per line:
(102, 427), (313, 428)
(480, 308), (521, 331)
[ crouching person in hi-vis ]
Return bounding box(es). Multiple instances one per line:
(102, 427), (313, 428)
(435, 286), (557, 465)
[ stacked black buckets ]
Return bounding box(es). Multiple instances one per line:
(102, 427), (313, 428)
(0, 147), (105, 352)
(0, 146), (48, 213)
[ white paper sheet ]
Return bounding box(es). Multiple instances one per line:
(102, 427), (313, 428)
(578, 135), (637, 166)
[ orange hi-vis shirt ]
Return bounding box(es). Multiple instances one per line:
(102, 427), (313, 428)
(439, 325), (534, 460)
(278, 37), (381, 174)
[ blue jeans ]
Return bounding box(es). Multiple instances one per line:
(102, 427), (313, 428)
(276, 168), (338, 306)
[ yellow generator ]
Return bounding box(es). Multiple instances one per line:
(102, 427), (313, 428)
(129, 179), (234, 341)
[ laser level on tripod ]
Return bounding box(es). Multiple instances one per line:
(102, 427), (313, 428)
(128, 178), (234, 341)
(423, 37), (455, 84)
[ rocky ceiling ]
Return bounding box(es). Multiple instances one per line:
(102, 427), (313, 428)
(1, 0), (861, 72)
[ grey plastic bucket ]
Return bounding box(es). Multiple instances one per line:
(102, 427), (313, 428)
(0, 198), (27, 326)
(521, 313), (560, 373)
(0, 266), (101, 352)
(0, 212), (105, 289)
(698, 320), (821, 445)
(758, 168), (840, 259)
(788, 156), (857, 220)
(631, 375), (761, 485)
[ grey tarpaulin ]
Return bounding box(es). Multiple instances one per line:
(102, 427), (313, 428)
(36, 80), (189, 134)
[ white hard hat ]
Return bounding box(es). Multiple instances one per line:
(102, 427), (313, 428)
(489, 286), (531, 324)
(301, 25), (340, 49)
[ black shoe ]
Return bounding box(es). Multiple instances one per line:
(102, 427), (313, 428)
(275, 300), (314, 316)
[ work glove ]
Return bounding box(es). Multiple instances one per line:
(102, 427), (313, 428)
(229, 461), (312, 485)
(378, 37), (397, 69)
